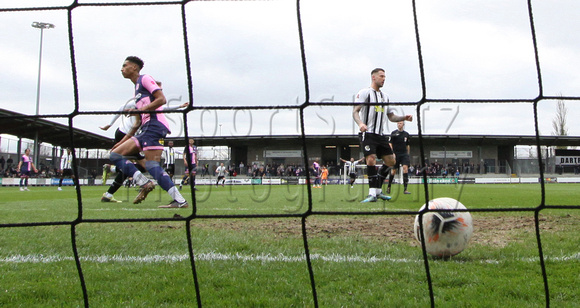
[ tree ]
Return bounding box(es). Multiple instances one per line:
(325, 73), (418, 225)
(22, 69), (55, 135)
(552, 99), (568, 137)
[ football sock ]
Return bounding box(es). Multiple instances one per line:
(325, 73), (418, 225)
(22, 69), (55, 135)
(403, 173), (409, 190)
(168, 186), (186, 203)
(367, 165), (379, 195)
(108, 171), (127, 195)
(110, 152), (139, 182)
(132, 171), (149, 187)
(378, 165), (391, 182)
(388, 173), (395, 187)
(146, 160), (174, 191)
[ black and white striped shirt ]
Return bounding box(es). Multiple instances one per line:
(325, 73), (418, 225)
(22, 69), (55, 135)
(60, 152), (73, 170)
(162, 147), (176, 167)
(355, 87), (392, 135)
(345, 161), (360, 174)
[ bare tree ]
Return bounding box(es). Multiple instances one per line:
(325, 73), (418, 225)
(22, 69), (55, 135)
(552, 99), (568, 136)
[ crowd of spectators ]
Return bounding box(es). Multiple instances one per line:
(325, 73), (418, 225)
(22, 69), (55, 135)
(409, 162), (482, 177)
(195, 161), (486, 179)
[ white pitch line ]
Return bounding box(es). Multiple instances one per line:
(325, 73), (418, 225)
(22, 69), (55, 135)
(0, 252), (578, 264)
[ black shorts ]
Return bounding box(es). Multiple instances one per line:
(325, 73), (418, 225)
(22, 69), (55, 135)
(61, 169), (74, 177)
(165, 164), (175, 175)
(359, 132), (393, 158)
(349, 172), (357, 179)
(394, 153), (411, 168)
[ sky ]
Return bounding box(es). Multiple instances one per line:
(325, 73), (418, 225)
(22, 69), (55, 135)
(1, 0), (579, 146)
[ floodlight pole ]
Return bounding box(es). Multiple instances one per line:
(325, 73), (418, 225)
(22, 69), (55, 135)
(31, 21), (55, 167)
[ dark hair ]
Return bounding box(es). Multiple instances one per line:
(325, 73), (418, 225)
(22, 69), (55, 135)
(125, 56), (144, 70)
(371, 68), (385, 75)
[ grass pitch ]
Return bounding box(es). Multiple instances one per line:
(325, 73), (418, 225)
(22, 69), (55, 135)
(0, 183), (578, 307)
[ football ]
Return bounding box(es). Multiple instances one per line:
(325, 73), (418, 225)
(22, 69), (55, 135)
(414, 197), (473, 257)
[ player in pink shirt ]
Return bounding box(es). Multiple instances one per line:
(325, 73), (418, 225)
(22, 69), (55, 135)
(17, 148), (38, 191)
(109, 56), (188, 208)
(179, 138), (198, 191)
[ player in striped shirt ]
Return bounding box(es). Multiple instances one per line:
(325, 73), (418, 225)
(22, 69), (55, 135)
(57, 148), (75, 191)
(353, 68), (413, 203)
(162, 140), (176, 181)
(340, 157), (365, 188)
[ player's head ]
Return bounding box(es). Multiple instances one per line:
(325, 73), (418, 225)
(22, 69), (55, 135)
(168, 141), (174, 147)
(122, 56), (144, 79)
(24, 148), (31, 155)
(350, 158), (354, 162)
(125, 56), (144, 70)
(397, 121), (405, 130)
(189, 138), (194, 145)
(371, 68), (386, 89)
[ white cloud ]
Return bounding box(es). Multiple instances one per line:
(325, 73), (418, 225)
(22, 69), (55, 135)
(0, 0), (579, 141)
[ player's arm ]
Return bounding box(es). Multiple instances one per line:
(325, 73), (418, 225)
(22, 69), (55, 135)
(340, 158), (347, 163)
(386, 109), (413, 123)
(100, 104), (126, 130)
(163, 101), (189, 111)
(352, 104), (367, 132)
(183, 149), (189, 167)
(139, 75), (167, 111)
(145, 89), (166, 111)
(30, 161), (38, 173)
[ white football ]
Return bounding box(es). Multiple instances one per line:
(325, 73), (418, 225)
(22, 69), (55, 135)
(414, 197), (473, 257)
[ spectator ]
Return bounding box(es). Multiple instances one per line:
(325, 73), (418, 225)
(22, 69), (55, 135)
(6, 156), (13, 170)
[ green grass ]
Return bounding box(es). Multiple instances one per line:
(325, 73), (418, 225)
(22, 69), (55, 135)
(0, 183), (578, 307)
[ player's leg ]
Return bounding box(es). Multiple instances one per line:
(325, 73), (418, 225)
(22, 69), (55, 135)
(376, 154), (395, 201)
(58, 173), (64, 190)
(141, 150), (187, 208)
(179, 172), (189, 190)
(102, 171), (127, 202)
(386, 167), (396, 194)
(361, 154), (378, 203)
(360, 134), (379, 203)
(402, 163), (410, 194)
(109, 140), (153, 203)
